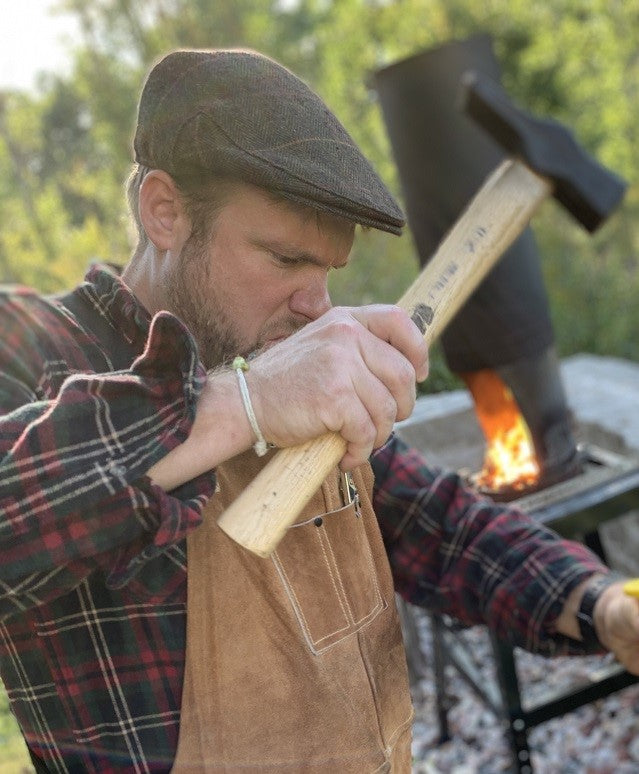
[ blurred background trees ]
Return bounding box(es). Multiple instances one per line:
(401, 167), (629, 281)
(0, 0), (638, 364)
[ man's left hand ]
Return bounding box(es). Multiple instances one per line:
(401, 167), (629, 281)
(595, 581), (639, 674)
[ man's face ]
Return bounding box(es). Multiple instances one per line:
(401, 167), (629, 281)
(165, 184), (355, 369)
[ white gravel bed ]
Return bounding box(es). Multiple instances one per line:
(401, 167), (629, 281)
(402, 356), (639, 773)
(409, 610), (639, 773)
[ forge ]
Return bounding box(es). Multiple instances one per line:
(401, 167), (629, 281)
(396, 353), (639, 572)
(373, 32), (604, 505)
(395, 353), (639, 773)
(373, 32), (635, 772)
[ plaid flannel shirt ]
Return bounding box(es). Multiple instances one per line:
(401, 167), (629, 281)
(0, 265), (605, 772)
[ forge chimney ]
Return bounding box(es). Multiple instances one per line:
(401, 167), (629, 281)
(373, 34), (580, 487)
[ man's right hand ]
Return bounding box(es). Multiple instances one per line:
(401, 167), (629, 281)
(149, 304), (428, 490)
(246, 304), (429, 470)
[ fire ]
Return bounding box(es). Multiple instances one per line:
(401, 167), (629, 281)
(461, 369), (540, 493)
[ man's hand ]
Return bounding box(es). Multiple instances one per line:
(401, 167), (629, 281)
(148, 304), (428, 490)
(594, 581), (639, 675)
(248, 304), (429, 470)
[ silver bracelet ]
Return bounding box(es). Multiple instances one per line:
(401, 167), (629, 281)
(232, 356), (269, 457)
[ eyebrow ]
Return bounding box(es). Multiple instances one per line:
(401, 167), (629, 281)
(251, 238), (349, 269)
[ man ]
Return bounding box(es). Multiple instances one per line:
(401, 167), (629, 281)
(1, 48), (638, 772)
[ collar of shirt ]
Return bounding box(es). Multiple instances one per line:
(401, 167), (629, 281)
(80, 263), (152, 351)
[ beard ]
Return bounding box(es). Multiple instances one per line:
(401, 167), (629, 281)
(165, 236), (246, 370)
(164, 234), (306, 370)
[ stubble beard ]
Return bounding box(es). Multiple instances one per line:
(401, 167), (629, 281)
(165, 238), (246, 370)
(164, 235), (306, 370)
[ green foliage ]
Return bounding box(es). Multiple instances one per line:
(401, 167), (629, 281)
(0, 689), (32, 773)
(537, 196), (639, 361)
(305, 0), (639, 379)
(0, 0), (637, 373)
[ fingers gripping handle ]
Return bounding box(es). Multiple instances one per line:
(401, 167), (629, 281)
(217, 160), (552, 556)
(217, 433), (346, 557)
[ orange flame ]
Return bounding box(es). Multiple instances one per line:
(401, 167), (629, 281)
(461, 369), (540, 493)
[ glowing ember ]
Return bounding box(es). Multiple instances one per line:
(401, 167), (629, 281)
(461, 369), (540, 492)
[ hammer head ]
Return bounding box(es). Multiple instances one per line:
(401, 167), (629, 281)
(459, 71), (626, 232)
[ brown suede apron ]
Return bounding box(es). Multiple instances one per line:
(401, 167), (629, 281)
(172, 450), (413, 772)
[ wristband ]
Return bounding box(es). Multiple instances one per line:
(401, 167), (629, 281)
(576, 572), (623, 649)
(233, 356), (269, 457)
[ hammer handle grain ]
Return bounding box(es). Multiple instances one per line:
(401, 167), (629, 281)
(217, 160), (552, 556)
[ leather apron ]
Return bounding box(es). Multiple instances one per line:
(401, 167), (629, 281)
(172, 450), (413, 772)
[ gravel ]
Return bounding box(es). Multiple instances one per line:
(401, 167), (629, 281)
(401, 355), (639, 773)
(408, 611), (639, 773)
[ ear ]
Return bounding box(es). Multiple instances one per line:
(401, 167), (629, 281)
(139, 170), (190, 251)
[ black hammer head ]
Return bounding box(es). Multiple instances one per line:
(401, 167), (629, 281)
(458, 70), (626, 232)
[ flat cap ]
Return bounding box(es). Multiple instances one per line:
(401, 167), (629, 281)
(134, 49), (405, 234)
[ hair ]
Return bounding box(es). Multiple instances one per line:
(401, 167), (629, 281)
(125, 163), (239, 258)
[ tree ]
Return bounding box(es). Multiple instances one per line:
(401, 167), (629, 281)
(0, 0), (637, 359)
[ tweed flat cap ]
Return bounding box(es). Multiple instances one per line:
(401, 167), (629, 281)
(134, 49), (405, 234)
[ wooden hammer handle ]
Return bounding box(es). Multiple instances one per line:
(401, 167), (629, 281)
(217, 159), (551, 556)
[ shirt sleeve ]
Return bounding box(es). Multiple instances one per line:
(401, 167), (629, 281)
(0, 303), (216, 619)
(371, 433), (608, 656)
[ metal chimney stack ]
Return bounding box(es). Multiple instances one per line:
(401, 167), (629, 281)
(373, 34), (579, 484)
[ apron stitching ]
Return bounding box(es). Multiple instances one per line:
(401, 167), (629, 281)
(384, 711), (415, 749)
(272, 522), (387, 649)
(287, 501), (352, 529)
(316, 528), (353, 623)
(271, 551), (353, 648)
(270, 552), (316, 642)
(357, 516), (384, 607)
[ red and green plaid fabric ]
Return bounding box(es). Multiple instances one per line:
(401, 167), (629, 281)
(0, 265), (605, 772)
(371, 436), (605, 656)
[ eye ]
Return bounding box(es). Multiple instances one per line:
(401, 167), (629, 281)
(273, 252), (298, 266)
(270, 251), (306, 270)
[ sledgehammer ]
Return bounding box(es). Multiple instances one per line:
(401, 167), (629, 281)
(217, 70), (626, 557)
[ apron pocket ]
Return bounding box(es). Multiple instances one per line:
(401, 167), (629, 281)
(271, 501), (387, 653)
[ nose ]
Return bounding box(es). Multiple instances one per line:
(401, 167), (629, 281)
(288, 273), (332, 321)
